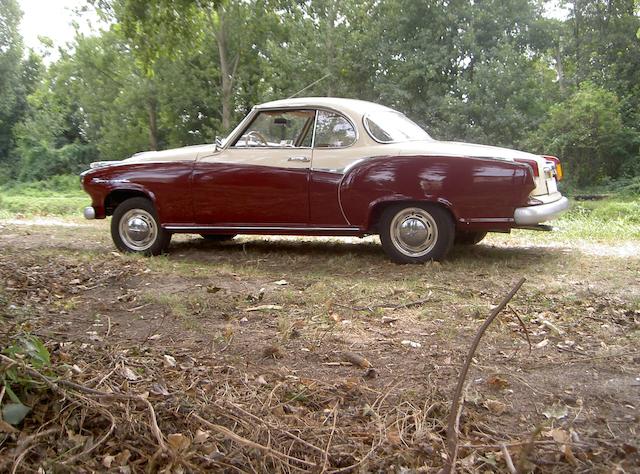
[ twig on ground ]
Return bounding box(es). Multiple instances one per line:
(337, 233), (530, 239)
(335, 294), (432, 312)
(0, 353), (168, 452)
(321, 403), (339, 473)
(191, 413), (317, 469)
(501, 443), (517, 474)
(441, 277), (526, 474)
(508, 305), (532, 354)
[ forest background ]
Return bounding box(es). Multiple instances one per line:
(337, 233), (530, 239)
(1, 0), (639, 192)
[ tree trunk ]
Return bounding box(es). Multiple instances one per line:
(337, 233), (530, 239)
(325, 2), (337, 97)
(146, 95), (159, 150)
(214, 6), (238, 133)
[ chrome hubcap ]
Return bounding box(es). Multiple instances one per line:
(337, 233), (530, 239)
(390, 208), (438, 257)
(119, 209), (157, 251)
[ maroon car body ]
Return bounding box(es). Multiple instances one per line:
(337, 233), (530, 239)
(81, 97), (568, 263)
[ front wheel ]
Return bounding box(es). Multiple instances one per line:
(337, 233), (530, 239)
(111, 197), (171, 255)
(379, 203), (454, 264)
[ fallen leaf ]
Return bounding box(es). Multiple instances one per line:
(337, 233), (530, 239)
(206, 286), (223, 293)
(163, 354), (177, 367)
(341, 351), (371, 368)
(168, 433), (191, 452)
(245, 304), (283, 312)
(148, 334), (161, 340)
(401, 340), (421, 348)
(67, 429), (88, 446)
(151, 383), (170, 396)
(363, 367), (378, 379)
(2, 403), (30, 425)
(0, 419), (19, 433)
(543, 402), (569, 420)
(114, 449), (131, 466)
(484, 399), (508, 415)
(386, 428), (401, 446)
(486, 375), (509, 390)
(102, 455), (115, 468)
(119, 366), (139, 381)
(274, 279), (288, 285)
(263, 344), (284, 358)
(535, 339), (549, 349)
(194, 429), (210, 444)
(256, 375), (268, 385)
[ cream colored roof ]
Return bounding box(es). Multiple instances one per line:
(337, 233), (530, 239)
(255, 97), (395, 117)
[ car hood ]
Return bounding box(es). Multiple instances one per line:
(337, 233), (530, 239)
(88, 144), (215, 170)
(125, 144), (214, 163)
(395, 140), (543, 162)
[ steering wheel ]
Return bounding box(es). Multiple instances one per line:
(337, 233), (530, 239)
(246, 130), (268, 146)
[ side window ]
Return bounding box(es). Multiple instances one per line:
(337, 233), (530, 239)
(314, 111), (356, 148)
(233, 110), (315, 148)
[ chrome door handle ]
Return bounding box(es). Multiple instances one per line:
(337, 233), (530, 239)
(287, 156), (310, 162)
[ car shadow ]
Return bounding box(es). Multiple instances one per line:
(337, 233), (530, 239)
(167, 235), (573, 270)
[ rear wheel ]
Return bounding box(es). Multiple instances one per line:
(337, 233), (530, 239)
(454, 230), (487, 246)
(379, 203), (454, 264)
(200, 234), (236, 242)
(111, 197), (171, 255)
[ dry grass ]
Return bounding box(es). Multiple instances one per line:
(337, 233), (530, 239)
(0, 218), (639, 472)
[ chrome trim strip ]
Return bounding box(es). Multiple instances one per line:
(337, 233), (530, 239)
(462, 218), (514, 223)
(163, 225), (361, 232)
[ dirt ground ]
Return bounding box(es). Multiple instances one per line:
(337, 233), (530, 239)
(0, 218), (639, 473)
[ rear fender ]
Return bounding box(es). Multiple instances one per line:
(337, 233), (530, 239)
(339, 155), (533, 231)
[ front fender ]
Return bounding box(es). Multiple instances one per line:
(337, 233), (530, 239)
(81, 162), (194, 223)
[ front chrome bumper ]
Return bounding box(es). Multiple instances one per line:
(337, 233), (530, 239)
(83, 206), (96, 220)
(514, 196), (569, 225)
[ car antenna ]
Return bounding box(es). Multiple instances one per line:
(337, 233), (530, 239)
(287, 73), (332, 99)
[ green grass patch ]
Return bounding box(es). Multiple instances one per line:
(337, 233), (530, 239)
(0, 175), (87, 217)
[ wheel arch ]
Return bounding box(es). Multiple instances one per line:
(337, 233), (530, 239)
(104, 188), (157, 216)
(365, 197), (458, 233)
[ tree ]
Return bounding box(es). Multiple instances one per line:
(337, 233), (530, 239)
(531, 82), (636, 185)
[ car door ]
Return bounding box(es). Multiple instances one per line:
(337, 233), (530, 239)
(192, 109), (315, 226)
(309, 109), (359, 226)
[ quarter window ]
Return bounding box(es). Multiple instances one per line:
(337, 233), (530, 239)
(233, 110), (315, 148)
(314, 111), (356, 148)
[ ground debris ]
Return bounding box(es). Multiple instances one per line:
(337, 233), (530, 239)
(0, 229), (639, 473)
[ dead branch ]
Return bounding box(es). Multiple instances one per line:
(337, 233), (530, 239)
(441, 277), (526, 474)
(508, 305), (532, 354)
(501, 443), (517, 474)
(191, 413), (318, 469)
(0, 353), (167, 452)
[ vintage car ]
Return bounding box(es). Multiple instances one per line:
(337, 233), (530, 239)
(81, 97), (569, 263)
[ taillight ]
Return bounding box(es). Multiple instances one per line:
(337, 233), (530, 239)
(514, 158), (539, 177)
(543, 155), (563, 181)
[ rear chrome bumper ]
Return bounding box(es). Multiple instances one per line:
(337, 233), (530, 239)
(514, 196), (569, 225)
(83, 206), (96, 220)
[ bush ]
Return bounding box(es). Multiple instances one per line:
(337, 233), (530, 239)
(530, 82), (637, 187)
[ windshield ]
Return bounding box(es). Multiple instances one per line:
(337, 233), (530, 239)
(364, 111), (432, 143)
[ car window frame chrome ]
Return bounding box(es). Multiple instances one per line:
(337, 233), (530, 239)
(362, 112), (432, 144)
(312, 109), (358, 150)
(221, 105), (359, 152)
(228, 108), (318, 150)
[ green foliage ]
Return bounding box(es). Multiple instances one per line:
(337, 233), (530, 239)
(0, 174), (85, 217)
(1, 334), (51, 424)
(530, 82), (636, 186)
(0, 0), (638, 188)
